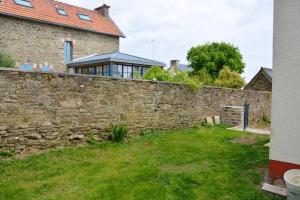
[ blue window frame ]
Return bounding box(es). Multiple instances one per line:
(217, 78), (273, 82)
(14, 0), (32, 7)
(57, 8), (67, 16)
(64, 41), (73, 63)
(77, 13), (91, 21)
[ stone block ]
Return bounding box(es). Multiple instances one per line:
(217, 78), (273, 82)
(69, 134), (84, 140)
(24, 133), (42, 140)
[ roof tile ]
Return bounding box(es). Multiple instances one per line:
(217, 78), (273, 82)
(0, 0), (124, 37)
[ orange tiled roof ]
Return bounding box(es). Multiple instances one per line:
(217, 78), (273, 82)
(0, 0), (124, 37)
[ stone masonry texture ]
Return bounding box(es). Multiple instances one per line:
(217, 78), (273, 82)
(0, 16), (119, 72)
(221, 106), (244, 127)
(0, 69), (272, 154)
(247, 73), (272, 92)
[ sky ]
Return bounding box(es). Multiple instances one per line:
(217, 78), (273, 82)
(59, 0), (273, 81)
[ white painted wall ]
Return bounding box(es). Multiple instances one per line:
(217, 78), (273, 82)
(270, 0), (300, 165)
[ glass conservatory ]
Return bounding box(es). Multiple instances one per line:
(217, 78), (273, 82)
(67, 52), (166, 79)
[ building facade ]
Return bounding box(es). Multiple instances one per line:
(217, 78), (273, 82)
(270, 0), (300, 183)
(244, 67), (272, 92)
(0, 0), (124, 72)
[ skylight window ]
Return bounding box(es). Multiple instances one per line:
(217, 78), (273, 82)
(14, 0), (32, 8)
(57, 8), (67, 16)
(77, 13), (91, 21)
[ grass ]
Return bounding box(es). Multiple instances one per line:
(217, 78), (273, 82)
(0, 127), (282, 200)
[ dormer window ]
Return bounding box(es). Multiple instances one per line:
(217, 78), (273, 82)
(14, 0), (32, 8)
(77, 13), (91, 21)
(57, 8), (67, 16)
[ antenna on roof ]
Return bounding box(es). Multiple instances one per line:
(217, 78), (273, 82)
(152, 39), (155, 60)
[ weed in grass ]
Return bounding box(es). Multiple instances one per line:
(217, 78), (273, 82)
(110, 124), (128, 142)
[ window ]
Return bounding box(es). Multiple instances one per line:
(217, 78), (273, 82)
(103, 65), (110, 76)
(112, 64), (122, 77)
(14, 0), (32, 7)
(64, 41), (73, 63)
(96, 66), (103, 76)
(57, 8), (67, 16)
(134, 66), (143, 79)
(77, 13), (91, 21)
(143, 67), (149, 75)
(123, 66), (133, 79)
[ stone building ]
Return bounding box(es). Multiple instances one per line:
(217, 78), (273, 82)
(0, 0), (124, 72)
(244, 67), (272, 92)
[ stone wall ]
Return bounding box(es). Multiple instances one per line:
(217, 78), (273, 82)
(0, 16), (119, 72)
(246, 73), (272, 92)
(0, 69), (272, 154)
(221, 106), (244, 127)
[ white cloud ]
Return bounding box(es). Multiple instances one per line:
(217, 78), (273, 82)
(58, 0), (273, 81)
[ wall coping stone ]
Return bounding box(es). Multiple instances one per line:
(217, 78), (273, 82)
(0, 68), (272, 94)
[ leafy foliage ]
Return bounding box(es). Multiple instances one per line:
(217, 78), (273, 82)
(187, 42), (245, 79)
(111, 124), (128, 142)
(214, 67), (245, 89)
(143, 66), (171, 82)
(0, 50), (15, 68)
(143, 67), (202, 91)
(191, 68), (213, 85)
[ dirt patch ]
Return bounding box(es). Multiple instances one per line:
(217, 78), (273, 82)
(232, 135), (258, 145)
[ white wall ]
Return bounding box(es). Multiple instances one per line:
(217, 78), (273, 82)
(270, 0), (300, 165)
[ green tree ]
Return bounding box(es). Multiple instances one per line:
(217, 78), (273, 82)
(143, 66), (171, 81)
(187, 42), (245, 79)
(192, 68), (213, 85)
(0, 50), (15, 68)
(214, 67), (245, 89)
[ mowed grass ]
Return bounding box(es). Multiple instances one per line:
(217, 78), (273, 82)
(0, 127), (281, 200)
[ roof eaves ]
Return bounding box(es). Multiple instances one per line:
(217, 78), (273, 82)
(0, 12), (125, 38)
(244, 67), (272, 90)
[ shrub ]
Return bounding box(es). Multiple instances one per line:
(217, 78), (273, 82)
(192, 68), (213, 85)
(111, 125), (128, 142)
(0, 149), (15, 158)
(143, 66), (171, 81)
(0, 50), (15, 68)
(214, 67), (245, 89)
(87, 136), (97, 145)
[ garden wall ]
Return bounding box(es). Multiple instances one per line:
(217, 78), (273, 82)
(0, 69), (272, 154)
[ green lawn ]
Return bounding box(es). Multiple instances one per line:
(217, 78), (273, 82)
(0, 127), (282, 200)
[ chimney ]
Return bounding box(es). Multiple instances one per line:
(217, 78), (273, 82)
(95, 4), (110, 17)
(170, 60), (180, 68)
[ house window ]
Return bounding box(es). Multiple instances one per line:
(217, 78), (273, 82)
(57, 8), (67, 16)
(96, 66), (103, 76)
(77, 13), (91, 21)
(134, 66), (143, 79)
(112, 64), (122, 77)
(123, 66), (133, 79)
(143, 67), (149, 75)
(64, 41), (73, 63)
(103, 65), (110, 76)
(14, 0), (32, 7)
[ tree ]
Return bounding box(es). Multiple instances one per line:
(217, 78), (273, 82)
(0, 50), (15, 68)
(143, 66), (171, 81)
(214, 67), (245, 89)
(187, 42), (245, 79)
(143, 67), (202, 91)
(192, 68), (213, 85)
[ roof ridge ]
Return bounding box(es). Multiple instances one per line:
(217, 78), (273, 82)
(51, 0), (97, 13)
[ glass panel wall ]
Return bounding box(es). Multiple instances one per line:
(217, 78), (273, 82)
(123, 66), (133, 79)
(73, 64), (151, 79)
